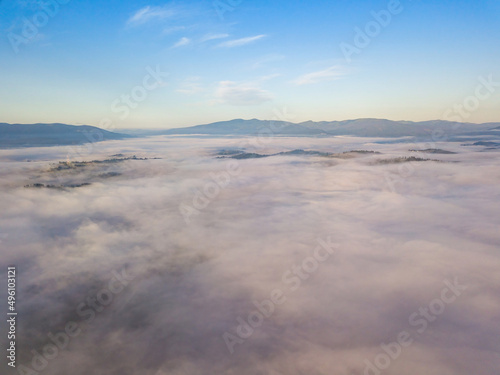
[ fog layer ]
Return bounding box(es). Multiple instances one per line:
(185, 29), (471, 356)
(1, 136), (499, 375)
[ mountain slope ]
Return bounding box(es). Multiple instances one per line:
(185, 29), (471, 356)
(0, 123), (131, 148)
(158, 118), (500, 138)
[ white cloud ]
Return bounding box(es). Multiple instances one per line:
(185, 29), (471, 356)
(127, 5), (176, 26)
(215, 81), (273, 106)
(217, 34), (267, 48)
(172, 37), (191, 48)
(293, 65), (348, 85)
(200, 33), (229, 43)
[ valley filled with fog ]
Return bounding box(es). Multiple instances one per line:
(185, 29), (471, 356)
(1, 135), (499, 375)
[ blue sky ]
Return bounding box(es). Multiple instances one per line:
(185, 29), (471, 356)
(1, 0), (499, 128)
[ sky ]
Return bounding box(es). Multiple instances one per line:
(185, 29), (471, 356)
(1, 0), (499, 128)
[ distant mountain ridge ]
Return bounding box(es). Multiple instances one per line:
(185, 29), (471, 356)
(0, 123), (130, 148)
(157, 118), (500, 138)
(2, 119), (500, 149)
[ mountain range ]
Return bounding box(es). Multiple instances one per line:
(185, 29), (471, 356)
(157, 118), (500, 138)
(1, 119), (500, 148)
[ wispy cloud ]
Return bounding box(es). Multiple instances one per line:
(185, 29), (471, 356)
(177, 76), (203, 94)
(292, 65), (348, 85)
(172, 37), (191, 48)
(200, 33), (229, 43)
(251, 54), (286, 69)
(162, 25), (186, 35)
(217, 34), (267, 48)
(215, 81), (273, 106)
(127, 5), (176, 26)
(258, 73), (281, 82)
